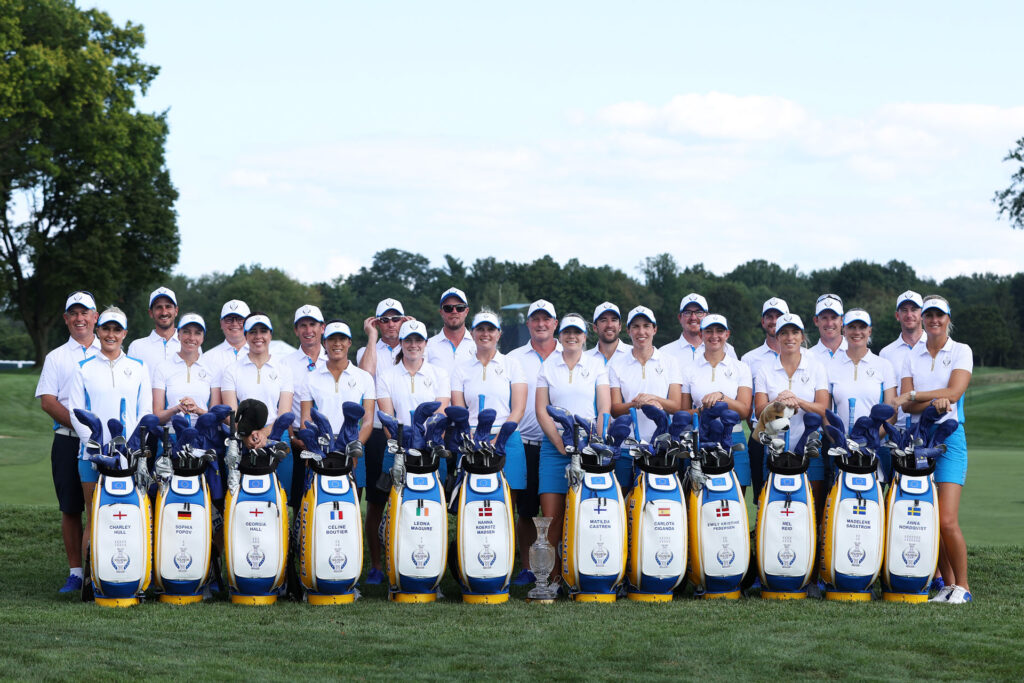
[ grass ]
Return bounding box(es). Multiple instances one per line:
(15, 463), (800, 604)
(2, 369), (1023, 680)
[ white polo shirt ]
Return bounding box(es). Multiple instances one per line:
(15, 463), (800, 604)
(220, 355), (294, 427)
(69, 352), (153, 447)
(376, 360), (450, 427)
(507, 341), (563, 442)
(205, 340), (248, 389)
(283, 347), (328, 427)
(741, 342), (779, 395)
(608, 348), (682, 441)
(357, 339), (401, 428)
(879, 334), (926, 423)
(661, 336), (737, 374)
(127, 330), (182, 382)
(809, 338), (848, 364)
(450, 351), (526, 427)
(35, 335), (103, 430)
(585, 340), (633, 366)
(901, 337), (972, 424)
(153, 354), (215, 423)
(826, 351), (897, 429)
(754, 354), (828, 449)
(537, 352), (609, 422)
(426, 330), (477, 376)
(682, 355), (752, 411)
(296, 362), (376, 436)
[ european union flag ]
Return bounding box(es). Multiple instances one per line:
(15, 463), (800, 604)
(711, 477), (727, 487)
(852, 477), (868, 487)
(328, 480), (343, 489)
(111, 481), (127, 490)
(179, 480), (193, 490)
(413, 476), (429, 486)
(655, 477), (671, 486)
(907, 480), (922, 490)
(779, 477), (796, 487)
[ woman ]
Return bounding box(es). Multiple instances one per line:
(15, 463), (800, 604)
(680, 314), (753, 490)
(896, 295), (973, 604)
(219, 312), (296, 497)
(153, 313), (216, 427)
(753, 313), (830, 512)
(535, 313), (611, 578)
(297, 320), (375, 491)
(451, 310), (528, 494)
(69, 307), (153, 543)
(825, 308), (897, 481)
(609, 306), (683, 490)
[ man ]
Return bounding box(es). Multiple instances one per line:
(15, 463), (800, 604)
(357, 298), (411, 584)
(127, 286), (181, 381)
(585, 302), (632, 365)
(879, 290), (927, 425)
(809, 294), (848, 362)
(426, 286), (476, 374)
(506, 299), (562, 584)
(204, 299), (250, 392)
(35, 291), (102, 592)
(283, 304), (327, 502)
(660, 292), (736, 372)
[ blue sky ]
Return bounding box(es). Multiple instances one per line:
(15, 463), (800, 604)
(96, 1), (1024, 285)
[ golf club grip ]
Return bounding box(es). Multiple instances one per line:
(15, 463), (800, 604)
(629, 407), (640, 441)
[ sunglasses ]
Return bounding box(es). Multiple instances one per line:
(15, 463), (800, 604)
(378, 316), (403, 324)
(442, 304), (468, 313)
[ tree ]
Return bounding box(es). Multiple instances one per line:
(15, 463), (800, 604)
(995, 137), (1024, 230)
(0, 0), (178, 363)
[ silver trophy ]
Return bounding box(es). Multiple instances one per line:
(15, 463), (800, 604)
(526, 517), (558, 602)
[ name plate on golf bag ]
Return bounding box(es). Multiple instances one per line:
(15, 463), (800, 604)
(396, 498), (446, 579)
(460, 498), (512, 579)
(821, 471), (884, 591)
(312, 500), (361, 582)
(575, 497), (625, 577)
(626, 471), (686, 597)
(157, 503), (209, 583)
(230, 501), (283, 579)
(687, 471), (748, 596)
(93, 501), (149, 589)
(757, 473), (815, 588)
(883, 473), (939, 596)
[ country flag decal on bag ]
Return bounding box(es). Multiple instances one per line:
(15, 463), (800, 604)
(852, 500), (867, 516)
(177, 510), (192, 520)
(479, 505), (493, 518)
(716, 501), (730, 518)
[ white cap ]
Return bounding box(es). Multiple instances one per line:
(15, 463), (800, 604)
(559, 315), (587, 333)
(97, 310), (127, 329)
(922, 297), (951, 316)
(471, 311), (501, 329)
(679, 293), (709, 312)
(815, 295), (844, 316)
(592, 301), (621, 322)
(375, 298), (405, 317)
(65, 291), (96, 312)
(148, 287), (177, 308)
(626, 305), (657, 326)
(843, 309), (872, 326)
(220, 299), (250, 319)
(761, 297), (790, 316)
(776, 313), (804, 332)
(527, 299), (556, 318)
(896, 290), (924, 310)
(294, 304), (324, 324)
(244, 314), (273, 333)
(177, 313), (206, 332)
(399, 320), (428, 340)
(439, 287), (468, 305)
(324, 321), (352, 338)
(700, 314), (729, 330)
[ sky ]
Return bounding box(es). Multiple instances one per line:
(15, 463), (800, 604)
(94, 0), (1024, 286)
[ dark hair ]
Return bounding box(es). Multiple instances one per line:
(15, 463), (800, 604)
(243, 310), (273, 335)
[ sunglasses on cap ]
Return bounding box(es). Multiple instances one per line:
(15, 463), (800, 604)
(442, 304), (468, 313)
(378, 316), (403, 324)
(816, 293), (843, 304)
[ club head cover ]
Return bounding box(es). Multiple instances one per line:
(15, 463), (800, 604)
(173, 427), (202, 455)
(545, 405), (577, 450)
(793, 414), (823, 455)
(409, 401), (441, 450)
(377, 410), (402, 443)
(573, 415), (595, 444)
(718, 408), (742, 435)
(106, 419), (125, 441)
(870, 403), (895, 423)
(640, 404), (670, 438)
(422, 413), (449, 448)
(474, 409), (498, 443)
(606, 415), (634, 447)
(73, 410), (104, 446)
(337, 401), (365, 448)
(268, 412), (295, 442)
(127, 414), (162, 452)
(590, 443), (617, 465)
(494, 421), (518, 455)
(444, 406), (471, 452)
(824, 410), (846, 441)
(704, 401), (729, 420)
(195, 411), (225, 452)
(916, 405), (942, 439)
(881, 421), (909, 450)
(236, 399), (268, 437)
(929, 418), (959, 447)
(307, 408), (335, 443)
(668, 411), (692, 440)
(914, 446), (945, 461)
(296, 427), (324, 458)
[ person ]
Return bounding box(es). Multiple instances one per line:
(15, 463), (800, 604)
(426, 287), (476, 374)
(740, 297), (790, 496)
(35, 291), (101, 592)
(127, 286), (181, 382)
(825, 308), (897, 481)
(218, 312), (295, 497)
(585, 302), (632, 365)
(152, 313), (216, 427)
(203, 299), (250, 389)
(68, 307), (153, 563)
(451, 310), (527, 499)
(355, 298), (412, 585)
(535, 313), (610, 578)
(753, 313), (829, 515)
(809, 294), (848, 363)
(506, 299), (562, 585)
(296, 320), (375, 491)
(609, 306), (683, 491)
(680, 314), (753, 490)
(895, 295), (973, 604)
(283, 304), (327, 499)
(660, 293), (737, 373)
(879, 290), (926, 428)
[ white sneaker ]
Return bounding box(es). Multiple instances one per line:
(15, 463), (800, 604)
(929, 585), (955, 602)
(946, 585), (973, 604)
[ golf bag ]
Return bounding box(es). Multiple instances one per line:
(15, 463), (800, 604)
(624, 406), (689, 601)
(445, 406), (517, 603)
(295, 403), (366, 604)
(75, 410), (159, 607)
(686, 403), (749, 599)
(223, 412), (294, 605)
(379, 403), (449, 603)
(879, 407), (958, 602)
(819, 405), (891, 600)
(754, 413), (821, 599)
(548, 406), (628, 602)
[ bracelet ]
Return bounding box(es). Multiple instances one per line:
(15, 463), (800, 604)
(909, 390), (916, 402)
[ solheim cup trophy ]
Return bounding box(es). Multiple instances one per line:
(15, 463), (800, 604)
(526, 517), (558, 602)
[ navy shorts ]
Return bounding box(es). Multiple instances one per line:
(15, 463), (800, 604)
(515, 440), (541, 518)
(363, 428), (389, 506)
(51, 434), (84, 514)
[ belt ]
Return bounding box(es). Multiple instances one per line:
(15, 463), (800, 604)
(521, 438), (542, 446)
(54, 427), (76, 437)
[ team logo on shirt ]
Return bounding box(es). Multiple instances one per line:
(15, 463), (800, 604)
(423, 377), (432, 387)
(579, 366), (590, 378)
(123, 367), (133, 377)
(268, 371), (278, 380)
(347, 378), (357, 388)
(197, 369), (208, 380)
(864, 367), (876, 378)
(942, 357), (951, 367)
(723, 367), (733, 378)
(654, 366), (664, 375)
(493, 366), (503, 376)
(799, 370), (810, 384)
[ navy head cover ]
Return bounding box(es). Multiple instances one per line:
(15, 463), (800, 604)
(928, 416), (960, 447)
(882, 421), (910, 450)
(423, 413), (449, 448)
(444, 406), (471, 452)
(606, 414), (634, 447)
(850, 415), (880, 449)
(409, 401), (441, 451)
(170, 414), (191, 438)
(792, 413), (822, 455)
(173, 427), (202, 455)
(823, 410), (847, 450)
(494, 422), (518, 455)
(107, 419), (125, 442)
(475, 409), (498, 446)
(336, 401), (365, 449)
(73, 409), (104, 446)
(546, 406), (577, 450)
(668, 411), (692, 440)
(196, 408), (230, 453)
(296, 426), (324, 458)
(307, 409), (335, 444)
(128, 414), (162, 454)
(269, 412), (295, 442)
(640, 404), (671, 439)
(377, 410), (402, 444)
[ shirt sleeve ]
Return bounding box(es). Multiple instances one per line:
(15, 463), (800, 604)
(737, 361), (753, 390)
(295, 375), (312, 402)
(593, 358), (609, 387)
(152, 360), (169, 391)
(35, 350), (61, 398)
(536, 361), (550, 389)
(360, 369), (377, 401)
(278, 364), (294, 395)
(449, 363), (465, 394)
(607, 361), (621, 389)
(754, 367), (769, 397)
(376, 368), (392, 400)
(507, 357), (526, 384)
(664, 356), (683, 385)
(433, 367), (451, 399)
(900, 356), (913, 383)
(813, 362), (829, 392)
(220, 363), (238, 393)
(139, 365), (153, 416)
(952, 342), (974, 373)
(879, 357), (898, 391)
(726, 342), (738, 360)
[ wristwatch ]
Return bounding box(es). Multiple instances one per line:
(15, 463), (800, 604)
(909, 390), (917, 402)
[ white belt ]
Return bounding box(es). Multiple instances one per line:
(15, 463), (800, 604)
(521, 438), (542, 446)
(54, 426), (76, 437)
